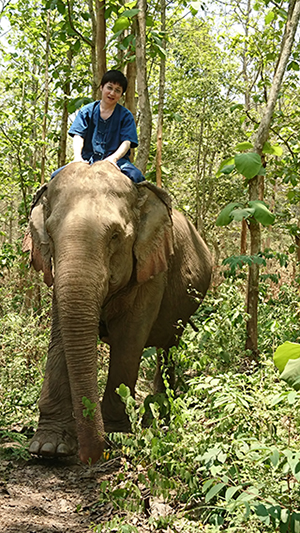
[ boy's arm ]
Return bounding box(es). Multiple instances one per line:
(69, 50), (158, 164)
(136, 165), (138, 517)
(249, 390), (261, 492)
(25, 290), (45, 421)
(72, 135), (88, 162)
(105, 140), (131, 169)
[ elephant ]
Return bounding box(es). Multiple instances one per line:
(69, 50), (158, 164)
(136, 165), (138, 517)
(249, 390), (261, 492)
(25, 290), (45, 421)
(23, 160), (212, 464)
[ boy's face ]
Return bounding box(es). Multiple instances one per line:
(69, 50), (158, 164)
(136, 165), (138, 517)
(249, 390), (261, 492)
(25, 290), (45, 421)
(101, 81), (123, 107)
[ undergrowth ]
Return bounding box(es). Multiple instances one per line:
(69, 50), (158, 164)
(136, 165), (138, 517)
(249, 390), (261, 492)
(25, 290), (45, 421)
(1, 263), (300, 531)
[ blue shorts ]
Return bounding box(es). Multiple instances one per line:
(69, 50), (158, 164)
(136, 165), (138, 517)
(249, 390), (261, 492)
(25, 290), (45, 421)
(51, 157), (145, 183)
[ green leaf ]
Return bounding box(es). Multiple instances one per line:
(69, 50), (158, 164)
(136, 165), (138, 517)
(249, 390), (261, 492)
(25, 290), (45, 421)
(190, 1), (202, 11)
(235, 152), (262, 180)
(268, 505), (281, 521)
(146, 15), (154, 27)
(270, 448), (280, 467)
(225, 486), (241, 502)
(67, 97), (93, 114)
(237, 490), (258, 502)
(216, 202), (242, 226)
(220, 164), (235, 175)
(230, 103), (244, 112)
(205, 482), (226, 503)
(281, 508), (290, 525)
(248, 200), (275, 226)
(230, 208), (255, 222)
(113, 16), (130, 33)
(291, 512), (300, 533)
(118, 383), (131, 399)
(262, 142), (283, 156)
(255, 503), (270, 525)
(287, 390), (298, 404)
(121, 8), (139, 17)
(202, 479), (214, 493)
(73, 39), (81, 52)
(265, 10), (275, 24)
(287, 61), (300, 71)
(257, 166), (266, 176)
(280, 359), (300, 391)
(81, 12), (91, 21)
(270, 393), (287, 406)
(244, 501), (251, 519)
(234, 141), (254, 151)
(155, 44), (167, 59)
(216, 157), (235, 177)
(274, 341), (300, 373)
(57, 0), (65, 15)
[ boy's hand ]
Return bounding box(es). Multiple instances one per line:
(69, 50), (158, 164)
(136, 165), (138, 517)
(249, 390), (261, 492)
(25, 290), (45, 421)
(105, 155), (121, 171)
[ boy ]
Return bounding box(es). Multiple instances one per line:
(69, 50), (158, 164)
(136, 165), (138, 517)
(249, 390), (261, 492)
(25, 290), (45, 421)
(51, 70), (144, 183)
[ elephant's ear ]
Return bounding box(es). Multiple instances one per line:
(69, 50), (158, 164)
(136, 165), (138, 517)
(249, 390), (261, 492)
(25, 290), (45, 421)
(134, 182), (174, 283)
(22, 185), (53, 287)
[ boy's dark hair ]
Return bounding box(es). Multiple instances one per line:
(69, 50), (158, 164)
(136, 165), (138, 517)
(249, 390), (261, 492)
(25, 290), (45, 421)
(100, 70), (128, 94)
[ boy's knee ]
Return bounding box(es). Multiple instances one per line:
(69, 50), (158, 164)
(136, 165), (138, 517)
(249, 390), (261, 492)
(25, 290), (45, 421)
(130, 167), (145, 183)
(118, 162), (145, 183)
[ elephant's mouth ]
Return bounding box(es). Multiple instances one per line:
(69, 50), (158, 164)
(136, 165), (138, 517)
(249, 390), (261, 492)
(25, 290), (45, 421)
(99, 319), (109, 342)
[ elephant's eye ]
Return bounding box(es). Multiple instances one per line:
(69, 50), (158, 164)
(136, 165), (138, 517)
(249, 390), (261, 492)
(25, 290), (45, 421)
(111, 231), (120, 241)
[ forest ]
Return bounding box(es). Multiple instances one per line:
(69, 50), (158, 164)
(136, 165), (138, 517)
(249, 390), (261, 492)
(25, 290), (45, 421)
(1, 0), (300, 531)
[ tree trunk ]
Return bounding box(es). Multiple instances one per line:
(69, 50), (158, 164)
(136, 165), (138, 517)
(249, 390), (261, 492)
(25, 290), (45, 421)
(245, 0), (300, 357)
(155, 0), (166, 188)
(40, 9), (50, 185)
(135, 0), (152, 175)
(125, 48), (137, 163)
(88, 0), (98, 100)
(241, 219), (248, 255)
(58, 48), (73, 168)
(125, 30), (137, 121)
(95, 0), (106, 98)
(245, 177), (261, 358)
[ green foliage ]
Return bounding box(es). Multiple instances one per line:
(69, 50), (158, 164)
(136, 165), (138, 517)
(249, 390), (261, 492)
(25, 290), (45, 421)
(216, 200), (275, 227)
(94, 518), (138, 533)
(82, 396), (97, 421)
(109, 360), (300, 531)
(87, 279), (300, 532)
(222, 254), (266, 278)
(274, 341), (300, 374)
(280, 358), (300, 392)
(215, 202), (242, 226)
(1, 263), (300, 530)
(273, 342), (300, 391)
(0, 243), (18, 273)
(234, 152), (262, 180)
(0, 263), (51, 457)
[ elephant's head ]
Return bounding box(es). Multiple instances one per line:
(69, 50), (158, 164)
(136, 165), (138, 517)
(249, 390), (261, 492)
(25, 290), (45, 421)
(24, 161), (174, 463)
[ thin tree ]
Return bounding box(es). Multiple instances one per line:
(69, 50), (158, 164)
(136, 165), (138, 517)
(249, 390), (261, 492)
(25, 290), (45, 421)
(58, 48), (73, 167)
(95, 0), (106, 97)
(135, 0), (152, 175)
(246, 0), (300, 357)
(155, 0), (166, 188)
(40, 9), (50, 185)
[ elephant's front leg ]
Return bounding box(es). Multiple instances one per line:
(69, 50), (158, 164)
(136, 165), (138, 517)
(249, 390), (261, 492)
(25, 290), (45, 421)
(101, 279), (164, 432)
(29, 292), (77, 457)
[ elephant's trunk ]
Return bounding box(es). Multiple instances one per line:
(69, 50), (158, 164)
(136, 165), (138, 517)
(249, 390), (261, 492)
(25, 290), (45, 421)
(54, 244), (108, 464)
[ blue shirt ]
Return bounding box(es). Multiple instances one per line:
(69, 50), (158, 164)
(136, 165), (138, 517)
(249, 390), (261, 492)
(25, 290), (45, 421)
(68, 101), (138, 162)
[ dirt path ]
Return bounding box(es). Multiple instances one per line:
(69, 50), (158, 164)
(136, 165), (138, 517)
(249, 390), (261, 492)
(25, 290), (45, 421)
(0, 455), (140, 533)
(0, 451), (174, 533)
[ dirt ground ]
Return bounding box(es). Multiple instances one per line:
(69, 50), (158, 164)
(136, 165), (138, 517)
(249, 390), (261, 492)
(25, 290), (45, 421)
(0, 452), (168, 533)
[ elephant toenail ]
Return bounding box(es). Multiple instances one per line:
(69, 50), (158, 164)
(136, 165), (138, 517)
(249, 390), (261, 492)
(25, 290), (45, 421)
(56, 443), (70, 456)
(28, 440), (40, 454)
(40, 442), (56, 456)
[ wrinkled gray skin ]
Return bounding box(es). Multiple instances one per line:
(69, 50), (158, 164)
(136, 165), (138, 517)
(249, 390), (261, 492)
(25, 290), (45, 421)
(25, 161), (212, 464)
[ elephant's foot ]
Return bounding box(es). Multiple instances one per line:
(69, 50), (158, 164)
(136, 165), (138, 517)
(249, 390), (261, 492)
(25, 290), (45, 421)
(29, 424), (78, 458)
(78, 438), (104, 465)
